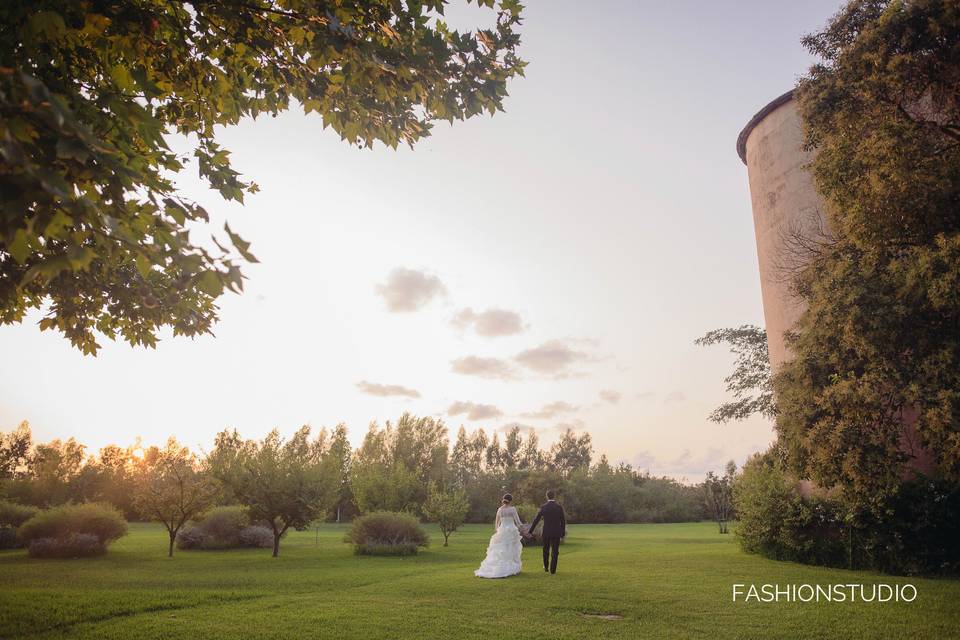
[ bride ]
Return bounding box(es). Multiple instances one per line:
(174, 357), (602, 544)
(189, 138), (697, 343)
(474, 494), (526, 578)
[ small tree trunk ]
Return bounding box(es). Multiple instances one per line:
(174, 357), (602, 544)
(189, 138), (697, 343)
(168, 531), (176, 558)
(443, 531), (449, 547)
(273, 531), (281, 558)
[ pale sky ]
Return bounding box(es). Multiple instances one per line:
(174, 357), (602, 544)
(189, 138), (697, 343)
(1, 0), (841, 481)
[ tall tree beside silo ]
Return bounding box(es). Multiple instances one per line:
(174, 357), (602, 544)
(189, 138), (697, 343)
(781, 0), (960, 508)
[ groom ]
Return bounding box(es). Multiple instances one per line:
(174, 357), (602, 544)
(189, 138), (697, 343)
(528, 490), (566, 574)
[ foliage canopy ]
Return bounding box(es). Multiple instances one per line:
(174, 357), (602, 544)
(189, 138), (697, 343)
(0, 0), (525, 353)
(782, 0), (960, 507)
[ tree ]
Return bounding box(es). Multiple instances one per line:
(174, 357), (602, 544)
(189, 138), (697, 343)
(450, 427), (473, 486)
(423, 481), (469, 546)
(0, 1), (525, 354)
(387, 413), (449, 491)
(0, 421), (31, 480)
(518, 429), (544, 471)
(208, 426), (338, 557)
(704, 461), (736, 534)
(133, 438), (215, 557)
(549, 429), (592, 476)
(778, 0), (960, 509)
(349, 414), (447, 514)
(327, 423), (355, 523)
(352, 460), (420, 514)
(485, 432), (503, 473)
(7, 436), (85, 506)
(502, 425), (522, 470)
(695, 325), (776, 423)
(87, 443), (141, 519)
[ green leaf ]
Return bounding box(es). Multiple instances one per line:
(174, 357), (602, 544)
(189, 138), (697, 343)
(43, 210), (72, 239)
(196, 270), (223, 296)
(9, 229), (31, 264)
(55, 137), (89, 162)
(66, 247), (95, 270)
(225, 223), (258, 263)
(135, 254), (152, 278)
(110, 65), (135, 93)
(29, 11), (66, 39)
(164, 198), (187, 225)
(21, 256), (72, 285)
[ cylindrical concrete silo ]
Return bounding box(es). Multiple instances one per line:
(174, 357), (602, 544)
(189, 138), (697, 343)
(738, 90), (936, 476)
(736, 90), (827, 371)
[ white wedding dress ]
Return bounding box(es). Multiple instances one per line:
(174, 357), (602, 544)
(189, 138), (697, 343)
(474, 505), (523, 578)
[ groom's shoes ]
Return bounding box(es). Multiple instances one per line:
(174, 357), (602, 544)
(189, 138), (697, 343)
(544, 567), (549, 573)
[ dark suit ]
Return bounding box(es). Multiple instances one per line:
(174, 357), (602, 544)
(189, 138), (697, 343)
(529, 500), (566, 573)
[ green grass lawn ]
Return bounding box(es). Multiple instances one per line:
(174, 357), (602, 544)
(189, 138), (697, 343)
(0, 522), (957, 639)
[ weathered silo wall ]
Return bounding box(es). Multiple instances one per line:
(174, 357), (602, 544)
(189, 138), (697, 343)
(737, 90), (827, 371)
(738, 91), (936, 477)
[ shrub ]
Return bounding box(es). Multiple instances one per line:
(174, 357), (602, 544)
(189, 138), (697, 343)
(196, 506), (248, 543)
(0, 500), (39, 528)
(174, 526), (207, 550)
(237, 525), (274, 549)
(0, 501), (41, 548)
(17, 503), (127, 550)
(345, 511), (429, 556)
(730, 450), (960, 574)
(0, 527), (19, 549)
(176, 506), (276, 550)
(28, 533), (106, 558)
(732, 451), (846, 566)
(857, 477), (960, 576)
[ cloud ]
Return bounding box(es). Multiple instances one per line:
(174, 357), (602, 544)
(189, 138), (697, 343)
(452, 308), (524, 337)
(599, 389), (621, 404)
(375, 268), (446, 312)
(636, 391), (656, 401)
(450, 356), (517, 380)
(355, 380), (421, 399)
(630, 447), (729, 478)
(632, 451), (658, 471)
(496, 421), (535, 434)
(447, 401), (503, 421)
(664, 390), (687, 405)
(514, 340), (591, 377)
(520, 401), (579, 420)
(553, 419), (585, 432)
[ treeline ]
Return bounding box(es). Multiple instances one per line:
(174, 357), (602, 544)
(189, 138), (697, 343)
(0, 414), (709, 528)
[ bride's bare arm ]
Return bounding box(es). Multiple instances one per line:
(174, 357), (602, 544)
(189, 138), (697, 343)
(495, 508), (501, 530)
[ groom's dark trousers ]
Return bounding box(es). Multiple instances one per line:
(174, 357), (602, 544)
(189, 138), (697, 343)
(542, 536), (561, 574)
(529, 500), (566, 574)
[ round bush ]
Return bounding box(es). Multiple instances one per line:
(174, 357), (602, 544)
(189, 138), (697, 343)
(196, 506), (249, 545)
(176, 506), (276, 550)
(0, 500), (39, 528)
(18, 503), (127, 549)
(28, 533), (105, 558)
(237, 525), (274, 548)
(345, 512), (429, 556)
(175, 526), (207, 550)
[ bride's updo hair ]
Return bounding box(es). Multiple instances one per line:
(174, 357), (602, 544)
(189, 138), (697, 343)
(501, 493), (513, 504)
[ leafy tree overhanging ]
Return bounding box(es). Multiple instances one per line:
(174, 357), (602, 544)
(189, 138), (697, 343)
(0, 1), (525, 354)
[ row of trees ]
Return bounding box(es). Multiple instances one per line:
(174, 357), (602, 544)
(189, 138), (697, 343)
(1, 416), (721, 556)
